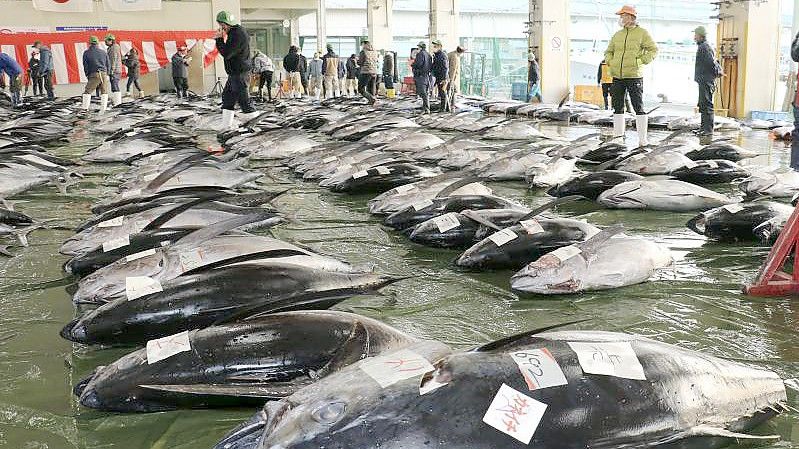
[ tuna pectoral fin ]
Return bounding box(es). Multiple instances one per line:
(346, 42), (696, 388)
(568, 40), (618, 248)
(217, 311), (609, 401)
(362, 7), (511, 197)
(518, 195), (585, 222)
(315, 321), (370, 378)
(139, 382), (305, 399)
(145, 152), (210, 191)
(657, 425), (780, 444)
(174, 213), (277, 248)
(576, 224), (625, 255)
(461, 210), (502, 231)
(471, 319), (590, 353)
(435, 176), (483, 198)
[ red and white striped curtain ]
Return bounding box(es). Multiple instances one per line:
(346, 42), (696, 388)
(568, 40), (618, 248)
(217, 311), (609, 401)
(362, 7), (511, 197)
(0, 31), (219, 85)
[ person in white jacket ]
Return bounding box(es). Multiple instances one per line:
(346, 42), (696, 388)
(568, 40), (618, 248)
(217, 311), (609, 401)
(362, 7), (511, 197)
(251, 50), (274, 101)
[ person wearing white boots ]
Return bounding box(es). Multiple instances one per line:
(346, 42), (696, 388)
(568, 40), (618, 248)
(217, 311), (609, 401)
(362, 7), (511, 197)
(81, 36), (111, 114)
(215, 11), (256, 130)
(104, 34), (123, 107)
(603, 5), (658, 146)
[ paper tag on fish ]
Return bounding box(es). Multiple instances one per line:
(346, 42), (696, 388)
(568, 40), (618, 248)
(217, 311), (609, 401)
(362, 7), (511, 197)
(412, 199), (434, 211)
(352, 170), (369, 179)
(125, 276), (163, 301)
(125, 248), (157, 262)
(376, 166), (392, 175)
(434, 213), (460, 233)
(18, 154), (60, 168)
(359, 349), (434, 388)
(124, 131), (137, 137)
(723, 204), (744, 214)
(97, 216), (124, 228)
(322, 156), (338, 163)
(520, 220), (544, 235)
(178, 250), (205, 272)
(548, 246), (582, 262)
(683, 160), (698, 169)
(102, 235), (130, 252)
(146, 330), (191, 364)
(395, 184), (418, 194)
(510, 348), (568, 391)
(489, 229), (518, 247)
(567, 341), (646, 380)
(482, 383), (547, 444)
(705, 160), (718, 169)
(121, 189), (142, 199)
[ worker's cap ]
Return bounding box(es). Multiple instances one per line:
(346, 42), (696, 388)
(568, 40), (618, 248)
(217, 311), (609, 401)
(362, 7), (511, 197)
(456, 45), (466, 52)
(694, 26), (707, 37)
(89, 36), (99, 45)
(104, 33), (115, 42)
(361, 39), (370, 44)
(326, 43), (334, 50)
(33, 40), (42, 46)
(216, 10), (238, 26)
(431, 39), (442, 46)
(615, 5), (637, 16)
(417, 41), (426, 48)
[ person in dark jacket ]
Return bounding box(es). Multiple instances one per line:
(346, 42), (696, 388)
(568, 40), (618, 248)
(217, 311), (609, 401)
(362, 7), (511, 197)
(215, 10), (255, 128)
(0, 52), (22, 106)
(171, 46), (191, 98)
(81, 36), (110, 113)
(411, 41), (433, 114)
(32, 41), (54, 99)
(430, 39), (449, 112)
(298, 53), (309, 96)
(694, 26), (719, 144)
(345, 54), (358, 96)
(382, 51), (395, 95)
(283, 45), (301, 98)
(123, 48), (142, 97)
(527, 54), (542, 103)
(790, 30), (799, 170)
(357, 40), (379, 104)
(28, 51), (42, 97)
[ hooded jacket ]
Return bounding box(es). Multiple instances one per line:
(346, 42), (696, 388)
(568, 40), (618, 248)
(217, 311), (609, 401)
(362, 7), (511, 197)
(37, 46), (53, 73)
(251, 52), (273, 73)
(171, 53), (189, 78)
(345, 57), (358, 79)
(308, 57), (323, 77)
(283, 49), (300, 72)
(357, 43), (379, 75)
(432, 49), (448, 82)
(123, 52), (140, 78)
(215, 24), (251, 74)
(382, 53), (394, 78)
(106, 42), (122, 75)
(603, 24), (658, 79)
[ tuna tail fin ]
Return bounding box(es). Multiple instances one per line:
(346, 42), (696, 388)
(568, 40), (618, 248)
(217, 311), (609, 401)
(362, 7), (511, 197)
(471, 319), (590, 352)
(517, 195), (585, 222)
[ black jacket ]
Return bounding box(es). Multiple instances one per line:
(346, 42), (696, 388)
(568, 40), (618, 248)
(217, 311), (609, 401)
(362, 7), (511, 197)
(283, 51), (300, 72)
(28, 57), (40, 76)
(345, 58), (358, 79)
(529, 59), (540, 85)
(83, 44), (109, 76)
(792, 32), (799, 62)
(216, 25), (251, 74)
(694, 39), (717, 83)
(431, 50), (448, 82)
(412, 49), (432, 79)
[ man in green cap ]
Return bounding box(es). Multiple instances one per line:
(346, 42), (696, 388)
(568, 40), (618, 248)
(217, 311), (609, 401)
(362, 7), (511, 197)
(694, 25), (722, 144)
(411, 41), (432, 114)
(215, 10), (255, 129)
(81, 36), (110, 114)
(105, 33), (123, 107)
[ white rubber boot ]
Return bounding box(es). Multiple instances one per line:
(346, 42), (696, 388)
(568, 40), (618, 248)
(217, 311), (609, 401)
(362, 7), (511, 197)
(222, 109), (235, 130)
(81, 94), (91, 110)
(612, 114), (625, 138)
(113, 91), (123, 106)
(138, 90), (145, 99)
(99, 94), (109, 114)
(635, 114), (649, 147)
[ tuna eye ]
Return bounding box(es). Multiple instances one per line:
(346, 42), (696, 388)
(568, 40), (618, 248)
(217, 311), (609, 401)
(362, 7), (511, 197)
(311, 401), (346, 425)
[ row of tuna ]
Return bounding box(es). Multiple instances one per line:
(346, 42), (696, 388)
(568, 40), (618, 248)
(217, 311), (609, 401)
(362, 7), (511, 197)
(1, 91), (795, 449)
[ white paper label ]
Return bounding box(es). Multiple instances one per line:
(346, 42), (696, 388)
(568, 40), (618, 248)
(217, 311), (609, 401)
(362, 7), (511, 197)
(510, 348), (568, 391)
(548, 246), (582, 262)
(125, 276), (163, 301)
(19, 154), (59, 168)
(146, 330), (191, 364)
(359, 349), (435, 388)
(482, 383), (547, 445)
(178, 250), (205, 272)
(567, 341), (646, 380)
(322, 156), (338, 163)
(125, 248), (157, 262)
(723, 204), (744, 214)
(121, 188), (142, 199)
(520, 219), (545, 235)
(705, 160), (719, 169)
(395, 184), (418, 194)
(124, 131), (137, 137)
(683, 160), (698, 169)
(352, 170), (369, 179)
(489, 229), (518, 247)
(102, 235), (130, 252)
(412, 199), (434, 211)
(376, 166), (392, 175)
(97, 216), (124, 228)
(434, 213), (461, 233)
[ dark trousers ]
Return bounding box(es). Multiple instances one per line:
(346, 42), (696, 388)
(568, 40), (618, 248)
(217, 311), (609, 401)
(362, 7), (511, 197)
(415, 77), (429, 111)
(359, 73), (376, 103)
(383, 74), (393, 90)
(697, 80), (715, 135)
(173, 77), (188, 97)
(41, 71), (54, 99)
(611, 77), (644, 115)
(603, 82), (633, 112)
(126, 76), (141, 92)
(222, 73), (253, 112)
(109, 73), (120, 93)
(31, 74), (43, 95)
(436, 81), (449, 112)
(258, 71), (273, 100)
(792, 104), (799, 170)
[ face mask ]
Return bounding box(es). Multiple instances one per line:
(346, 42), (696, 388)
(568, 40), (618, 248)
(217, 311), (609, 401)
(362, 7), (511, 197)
(618, 18), (625, 27)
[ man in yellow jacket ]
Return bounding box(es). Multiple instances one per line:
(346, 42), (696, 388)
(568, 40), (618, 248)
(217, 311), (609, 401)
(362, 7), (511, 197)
(604, 5), (658, 145)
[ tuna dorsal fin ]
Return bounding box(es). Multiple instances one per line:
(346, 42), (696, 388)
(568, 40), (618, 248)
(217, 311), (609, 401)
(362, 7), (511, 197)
(435, 177), (483, 198)
(471, 319), (590, 352)
(139, 382), (305, 399)
(315, 321), (371, 378)
(596, 147), (647, 171)
(659, 129), (688, 143)
(460, 210), (502, 231)
(570, 132), (601, 144)
(517, 195), (584, 222)
(174, 213), (275, 248)
(557, 92), (570, 109)
(144, 152), (211, 192)
(141, 196), (221, 232)
(576, 224), (625, 255)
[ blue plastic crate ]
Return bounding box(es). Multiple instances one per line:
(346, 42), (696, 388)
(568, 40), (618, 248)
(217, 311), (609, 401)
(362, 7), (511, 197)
(751, 110), (791, 121)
